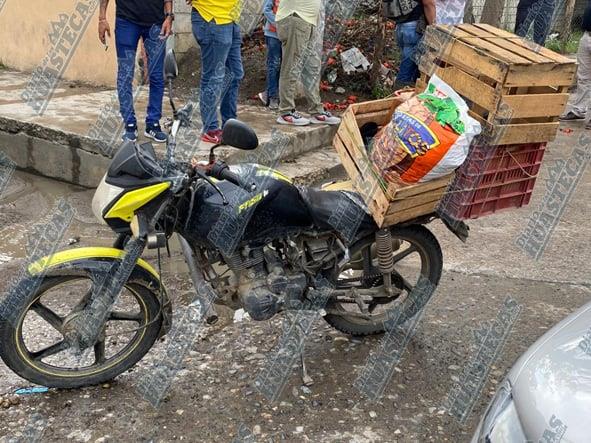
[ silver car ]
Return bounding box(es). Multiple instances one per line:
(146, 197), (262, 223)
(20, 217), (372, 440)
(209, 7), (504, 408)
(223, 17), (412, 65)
(471, 300), (591, 442)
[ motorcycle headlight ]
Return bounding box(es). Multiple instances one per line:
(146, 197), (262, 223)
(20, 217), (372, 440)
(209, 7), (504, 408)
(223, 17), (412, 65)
(92, 175), (124, 224)
(471, 380), (527, 443)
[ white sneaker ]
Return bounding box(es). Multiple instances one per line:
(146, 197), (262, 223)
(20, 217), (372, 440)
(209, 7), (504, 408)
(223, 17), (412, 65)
(277, 110), (310, 126)
(310, 111), (341, 125)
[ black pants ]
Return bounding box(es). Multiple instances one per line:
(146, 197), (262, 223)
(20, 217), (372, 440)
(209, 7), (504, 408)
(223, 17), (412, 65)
(515, 0), (556, 46)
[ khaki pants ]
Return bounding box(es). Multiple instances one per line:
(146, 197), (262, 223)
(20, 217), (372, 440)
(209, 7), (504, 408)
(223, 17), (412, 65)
(570, 32), (591, 117)
(276, 14), (324, 115)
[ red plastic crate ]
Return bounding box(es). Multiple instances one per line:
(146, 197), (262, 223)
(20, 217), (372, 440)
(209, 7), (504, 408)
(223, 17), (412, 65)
(439, 142), (546, 220)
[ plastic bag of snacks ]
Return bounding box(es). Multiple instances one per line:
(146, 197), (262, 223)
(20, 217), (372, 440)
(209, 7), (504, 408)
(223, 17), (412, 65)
(369, 75), (481, 184)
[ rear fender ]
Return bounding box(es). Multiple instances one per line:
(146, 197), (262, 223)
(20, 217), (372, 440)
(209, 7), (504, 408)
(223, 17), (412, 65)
(27, 247), (172, 337)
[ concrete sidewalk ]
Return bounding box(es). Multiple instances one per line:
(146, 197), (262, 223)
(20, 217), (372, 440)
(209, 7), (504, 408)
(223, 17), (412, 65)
(0, 70), (337, 187)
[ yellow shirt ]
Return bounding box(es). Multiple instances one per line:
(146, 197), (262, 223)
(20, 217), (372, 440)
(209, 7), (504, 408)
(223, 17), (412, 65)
(192, 0), (241, 25)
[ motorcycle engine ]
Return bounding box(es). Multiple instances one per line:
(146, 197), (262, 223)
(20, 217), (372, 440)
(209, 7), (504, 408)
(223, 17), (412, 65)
(286, 233), (345, 274)
(218, 233), (343, 321)
(225, 246), (307, 320)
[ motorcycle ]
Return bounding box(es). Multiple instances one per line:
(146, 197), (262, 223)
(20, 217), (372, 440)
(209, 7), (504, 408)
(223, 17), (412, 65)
(0, 51), (466, 388)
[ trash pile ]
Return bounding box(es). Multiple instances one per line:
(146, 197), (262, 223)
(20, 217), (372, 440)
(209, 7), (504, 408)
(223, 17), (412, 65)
(320, 15), (398, 101)
(239, 11), (398, 106)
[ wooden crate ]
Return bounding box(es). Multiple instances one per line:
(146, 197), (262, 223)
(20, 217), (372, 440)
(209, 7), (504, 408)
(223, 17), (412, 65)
(332, 97), (454, 228)
(418, 23), (576, 145)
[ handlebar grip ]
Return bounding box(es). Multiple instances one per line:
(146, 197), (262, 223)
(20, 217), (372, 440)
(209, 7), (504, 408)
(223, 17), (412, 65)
(218, 168), (254, 191)
(208, 161), (255, 191)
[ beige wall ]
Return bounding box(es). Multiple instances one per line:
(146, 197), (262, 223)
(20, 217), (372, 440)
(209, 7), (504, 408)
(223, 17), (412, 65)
(0, 0), (264, 87)
(0, 0), (119, 86)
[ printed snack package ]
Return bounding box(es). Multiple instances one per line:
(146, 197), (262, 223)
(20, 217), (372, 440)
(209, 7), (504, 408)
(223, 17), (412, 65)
(370, 75), (481, 184)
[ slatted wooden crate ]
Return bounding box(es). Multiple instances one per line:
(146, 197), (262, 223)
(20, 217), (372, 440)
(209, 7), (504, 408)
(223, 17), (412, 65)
(332, 97), (454, 228)
(417, 23), (576, 145)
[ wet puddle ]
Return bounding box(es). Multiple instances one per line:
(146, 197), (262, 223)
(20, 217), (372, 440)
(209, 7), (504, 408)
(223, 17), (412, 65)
(0, 171), (113, 265)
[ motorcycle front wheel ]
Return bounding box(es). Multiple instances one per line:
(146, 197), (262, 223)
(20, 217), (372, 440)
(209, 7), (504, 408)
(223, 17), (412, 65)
(324, 225), (443, 336)
(0, 274), (163, 389)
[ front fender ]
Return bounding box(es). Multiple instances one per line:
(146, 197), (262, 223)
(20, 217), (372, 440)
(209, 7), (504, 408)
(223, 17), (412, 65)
(27, 247), (172, 337)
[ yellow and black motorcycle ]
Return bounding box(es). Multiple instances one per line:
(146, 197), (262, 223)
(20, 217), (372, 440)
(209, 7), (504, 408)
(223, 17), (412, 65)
(0, 51), (458, 388)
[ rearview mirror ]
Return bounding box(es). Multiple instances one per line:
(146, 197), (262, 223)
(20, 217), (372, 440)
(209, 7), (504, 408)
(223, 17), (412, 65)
(221, 119), (259, 150)
(164, 49), (178, 80)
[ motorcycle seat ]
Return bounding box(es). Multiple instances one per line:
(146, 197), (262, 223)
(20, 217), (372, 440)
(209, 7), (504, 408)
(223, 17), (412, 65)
(298, 187), (376, 240)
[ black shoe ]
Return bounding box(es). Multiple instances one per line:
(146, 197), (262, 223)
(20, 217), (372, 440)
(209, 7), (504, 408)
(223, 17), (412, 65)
(560, 111), (585, 121)
(122, 123), (138, 142)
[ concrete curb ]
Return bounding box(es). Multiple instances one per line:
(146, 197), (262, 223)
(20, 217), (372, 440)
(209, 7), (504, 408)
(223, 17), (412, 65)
(0, 115), (336, 188)
(0, 117), (110, 188)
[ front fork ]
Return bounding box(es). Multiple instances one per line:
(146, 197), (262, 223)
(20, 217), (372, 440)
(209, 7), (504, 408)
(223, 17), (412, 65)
(66, 236), (147, 351)
(178, 235), (219, 325)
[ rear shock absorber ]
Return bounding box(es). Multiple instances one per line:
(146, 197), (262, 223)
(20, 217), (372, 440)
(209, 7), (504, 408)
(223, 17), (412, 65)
(375, 229), (396, 296)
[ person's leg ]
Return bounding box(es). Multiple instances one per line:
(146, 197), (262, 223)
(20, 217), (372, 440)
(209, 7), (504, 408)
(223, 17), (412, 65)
(532, 0), (554, 45)
(303, 41), (326, 115)
(266, 36), (282, 100)
(305, 43), (340, 125)
(395, 21), (421, 87)
(568, 33), (591, 118)
(277, 15), (312, 114)
(221, 22), (244, 127)
(141, 24), (166, 127)
(514, 1), (533, 37)
(192, 10), (232, 133)
(114, 17), (142, 127)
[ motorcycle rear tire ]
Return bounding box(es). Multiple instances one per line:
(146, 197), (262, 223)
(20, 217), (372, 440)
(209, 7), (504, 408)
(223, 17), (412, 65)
(324, 225), (442, 336)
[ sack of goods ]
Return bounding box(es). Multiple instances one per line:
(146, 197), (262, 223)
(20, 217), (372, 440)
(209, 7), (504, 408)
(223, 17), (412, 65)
(369, 75), (481, 184)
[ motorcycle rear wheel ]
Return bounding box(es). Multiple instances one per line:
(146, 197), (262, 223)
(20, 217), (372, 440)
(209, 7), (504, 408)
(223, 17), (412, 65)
(0, 274), (162, 389)
(324, 225), (442, 336)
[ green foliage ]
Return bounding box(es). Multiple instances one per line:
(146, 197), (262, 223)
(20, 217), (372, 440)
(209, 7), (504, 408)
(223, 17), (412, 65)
(545, 30), (582, 54)
(372, 84), (394, 99)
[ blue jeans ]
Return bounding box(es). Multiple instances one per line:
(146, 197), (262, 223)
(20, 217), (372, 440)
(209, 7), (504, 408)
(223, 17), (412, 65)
(515, 0), (556, 46)
(395, 21), (421, 86)
(115, 17), (166, 126)
(192, 9), (244, 132)
(265, 36), (282, 99)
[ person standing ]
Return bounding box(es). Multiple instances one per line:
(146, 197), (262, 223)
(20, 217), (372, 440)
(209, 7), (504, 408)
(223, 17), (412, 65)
(258, 0), (282, 110)
(384, 0), (436, 89)
(98, 0), (173, 143)
(189, 0), (244, 144)
(560, 4), (591, 129)
(275, 0), (340, 126)
(514, 0), (556, 46)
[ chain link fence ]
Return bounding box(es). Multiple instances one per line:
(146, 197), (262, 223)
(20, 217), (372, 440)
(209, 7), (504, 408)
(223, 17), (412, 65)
(466, 0), (586, 32)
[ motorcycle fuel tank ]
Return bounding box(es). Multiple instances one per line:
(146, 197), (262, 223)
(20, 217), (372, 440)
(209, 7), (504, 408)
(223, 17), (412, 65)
(180, 164), (314, 249)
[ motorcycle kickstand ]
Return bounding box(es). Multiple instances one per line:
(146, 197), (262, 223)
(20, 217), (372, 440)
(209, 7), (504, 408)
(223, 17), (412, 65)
(286, 310), (314, 386)
(300, 346), (314, 387)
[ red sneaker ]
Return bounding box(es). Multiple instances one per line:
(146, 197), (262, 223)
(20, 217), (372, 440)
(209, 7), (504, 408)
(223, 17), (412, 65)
(201, 129), (222, 144)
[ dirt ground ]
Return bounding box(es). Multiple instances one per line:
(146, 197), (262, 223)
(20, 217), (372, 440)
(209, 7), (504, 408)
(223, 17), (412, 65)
(0, 116), (590, 443)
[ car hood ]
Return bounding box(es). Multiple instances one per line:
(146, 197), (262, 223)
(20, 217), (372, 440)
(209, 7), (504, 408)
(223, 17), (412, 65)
(508, 299), (591, 442)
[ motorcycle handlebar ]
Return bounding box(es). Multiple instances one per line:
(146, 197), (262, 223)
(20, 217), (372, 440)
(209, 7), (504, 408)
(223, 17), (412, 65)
(210, 162), (255, 192)
(176, 103), (193, 127)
